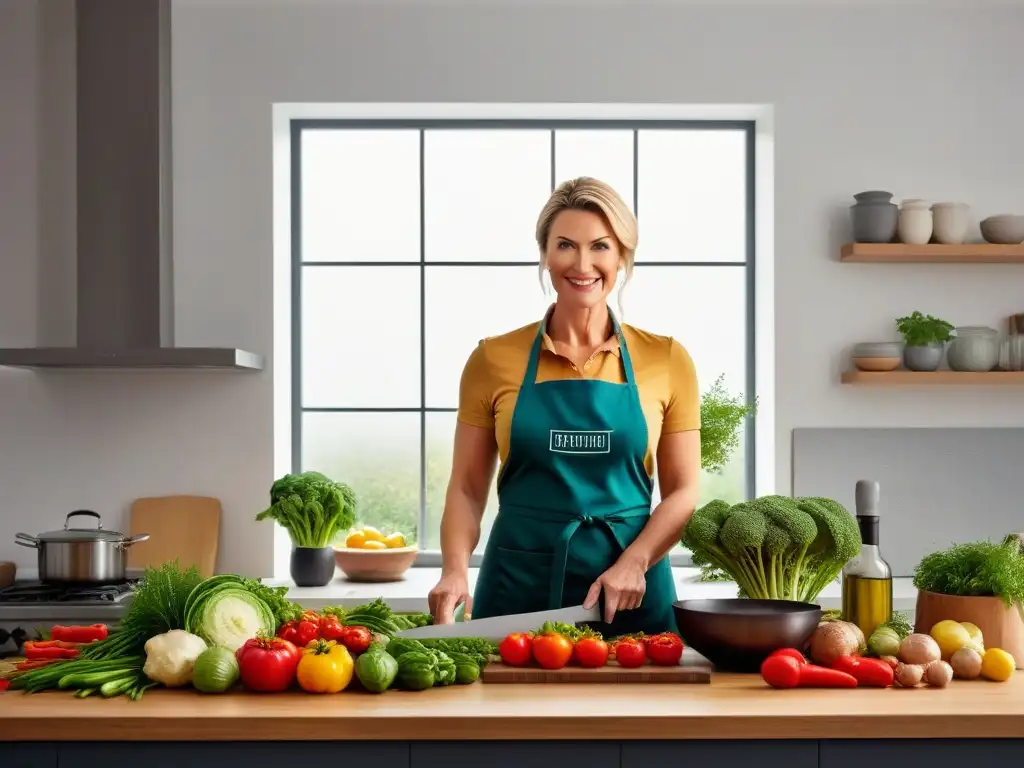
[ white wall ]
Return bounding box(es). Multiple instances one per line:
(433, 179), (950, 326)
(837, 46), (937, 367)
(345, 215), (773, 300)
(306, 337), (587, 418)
(3, 0), (1023, 577)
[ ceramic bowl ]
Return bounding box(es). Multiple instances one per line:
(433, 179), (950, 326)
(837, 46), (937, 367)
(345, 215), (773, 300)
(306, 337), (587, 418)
(333, 545), (418, 583)
(851, 342), (903, 372)
(980, 215), (1024, 244)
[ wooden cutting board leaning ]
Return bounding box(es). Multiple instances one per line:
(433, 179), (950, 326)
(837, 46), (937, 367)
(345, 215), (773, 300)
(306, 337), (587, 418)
(482, 649), (712, 684)
(127, 496), (222, 577)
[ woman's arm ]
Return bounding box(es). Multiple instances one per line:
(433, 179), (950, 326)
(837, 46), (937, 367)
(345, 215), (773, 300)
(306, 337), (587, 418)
(620, 429), (701, 570)
(440, 421), (498, 575)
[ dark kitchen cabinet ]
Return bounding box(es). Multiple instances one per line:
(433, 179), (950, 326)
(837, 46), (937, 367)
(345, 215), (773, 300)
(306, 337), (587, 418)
(819, 740), (1024, 768)
(0, 744), (58, 768)
(54, 742), (410, 768)
(623, 740), (818, 768)
(412, 741), (619, 768)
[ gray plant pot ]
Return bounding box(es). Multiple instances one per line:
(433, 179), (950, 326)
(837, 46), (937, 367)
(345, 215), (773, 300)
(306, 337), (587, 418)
(903, 342), (945, 372)
(851, 191), (899, 243)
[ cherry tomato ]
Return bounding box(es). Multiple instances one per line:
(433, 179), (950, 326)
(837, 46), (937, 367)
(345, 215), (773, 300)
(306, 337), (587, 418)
(573, 636), (609, 668)
(317, 615), (346, 643)
(614, 638), (647, 668)
(646, 632), (684, 666)
(236, 635), (301, 692)
(339, 625), (373, 655)
(499, 632), (534, 666)
(294, 619), (320, 647)
(532, 632), (574, 670)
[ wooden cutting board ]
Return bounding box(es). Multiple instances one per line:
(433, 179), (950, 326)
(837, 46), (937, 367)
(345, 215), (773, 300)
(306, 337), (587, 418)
(127, 496), (222, 577)
(482, 650), (712, 684)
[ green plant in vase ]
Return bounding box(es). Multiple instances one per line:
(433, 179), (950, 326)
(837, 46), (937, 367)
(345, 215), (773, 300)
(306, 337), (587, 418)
(895, 311), (955, 372)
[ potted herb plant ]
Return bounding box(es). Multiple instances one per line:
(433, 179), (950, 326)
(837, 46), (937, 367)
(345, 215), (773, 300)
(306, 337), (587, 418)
(256, 471), (357, 586)
(896, 311), (955, 371)
(912, 536), (1024, 669)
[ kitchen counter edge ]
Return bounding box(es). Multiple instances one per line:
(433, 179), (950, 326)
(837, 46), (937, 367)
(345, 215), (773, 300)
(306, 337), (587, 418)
(1, 674), (1022, 742)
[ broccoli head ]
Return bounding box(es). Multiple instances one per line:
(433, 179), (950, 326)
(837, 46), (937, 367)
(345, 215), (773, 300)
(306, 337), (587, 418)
(680, 494), (862, 603)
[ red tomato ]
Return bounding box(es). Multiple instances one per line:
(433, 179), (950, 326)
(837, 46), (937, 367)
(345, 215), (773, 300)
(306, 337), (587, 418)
(646, 633), (684, 666)
(339, 625), (372, 655)
(294, 619), (320, 647)
(499, 632), (534, 667)
(318, 615), (346, 643)
(533, 633), (574, 670)
(276, 620), (299, 645)
(573, 637), (609, 668)
(614, 638), (647, 668)
(236, 635), (301, 692)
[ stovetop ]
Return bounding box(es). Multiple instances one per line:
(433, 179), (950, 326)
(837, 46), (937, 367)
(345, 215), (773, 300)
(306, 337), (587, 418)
(0, 580), (136, 605)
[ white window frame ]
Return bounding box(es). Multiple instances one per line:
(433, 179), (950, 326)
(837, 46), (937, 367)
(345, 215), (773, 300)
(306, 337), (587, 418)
(271, 103), (776, 579)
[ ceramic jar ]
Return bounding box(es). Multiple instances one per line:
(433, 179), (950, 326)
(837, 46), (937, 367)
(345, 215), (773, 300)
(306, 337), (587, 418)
(898, 199), (933, 245)
(947, 326), (999, 372)
(850, 191), (898, 243)
(931, 202), (970, 244)
(903, 342), (945, 372)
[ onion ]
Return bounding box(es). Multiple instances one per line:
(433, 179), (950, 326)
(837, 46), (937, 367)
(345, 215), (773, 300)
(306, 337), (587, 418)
(809, 621), (863, 666)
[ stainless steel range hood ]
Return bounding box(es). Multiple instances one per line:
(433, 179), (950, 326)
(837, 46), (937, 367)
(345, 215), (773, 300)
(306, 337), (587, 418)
(0, 0), (263, 371)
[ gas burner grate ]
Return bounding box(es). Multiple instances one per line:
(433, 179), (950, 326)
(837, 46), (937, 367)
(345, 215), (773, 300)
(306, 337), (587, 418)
(0, 580), (137, 604)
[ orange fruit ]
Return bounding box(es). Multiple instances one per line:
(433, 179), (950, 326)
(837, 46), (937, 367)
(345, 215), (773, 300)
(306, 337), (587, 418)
(361, 540), (387, 550)
(344, 531), (367, 548)
(361, 526), (385, 543)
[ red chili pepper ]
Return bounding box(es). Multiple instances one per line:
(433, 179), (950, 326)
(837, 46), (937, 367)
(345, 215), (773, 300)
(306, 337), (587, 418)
(318, 615), (346, 643)
(50, 624), (108, 643)
(294, 618), (320, 647)
(23, 640), (81, 660)
(767, 648), (808, 665)
(762, 654), (858, 689)
(832, 655), (894, 688)
(0, 679), (10, 692)
(15, 659), (59, 671)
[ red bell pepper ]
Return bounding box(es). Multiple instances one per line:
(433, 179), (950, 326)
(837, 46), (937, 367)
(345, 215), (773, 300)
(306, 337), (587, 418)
(832, 655), (894, 688)
(50, 624), (108, 643)
(761, 654), (857, 689)
(23, 639), (81, 660)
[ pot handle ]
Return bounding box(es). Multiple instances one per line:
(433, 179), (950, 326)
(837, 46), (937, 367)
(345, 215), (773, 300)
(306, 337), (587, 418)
(118, 533), (151, 550)
(65, 510), (103, 529)
(15, 533), (40, 549)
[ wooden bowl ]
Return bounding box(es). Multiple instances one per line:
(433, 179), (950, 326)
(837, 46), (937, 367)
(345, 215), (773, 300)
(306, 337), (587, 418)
(333, 546), (417, 583)
(914, 589), (1024, 669)
(852, 356), (901, 372)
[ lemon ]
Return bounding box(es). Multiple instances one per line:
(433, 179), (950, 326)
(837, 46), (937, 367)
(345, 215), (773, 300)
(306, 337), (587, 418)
(360, 540), (387, 550)
(981, 648), (1015, 682)
(961, 622), (985, 652)
(384, 532), (407, 548)
(361, 526), (385, 543)
(930, 620), (973, 660)
(344, 530), (368, 548)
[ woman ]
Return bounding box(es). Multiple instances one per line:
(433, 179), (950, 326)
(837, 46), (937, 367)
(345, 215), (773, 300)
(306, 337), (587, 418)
(428, 177), (702, 636)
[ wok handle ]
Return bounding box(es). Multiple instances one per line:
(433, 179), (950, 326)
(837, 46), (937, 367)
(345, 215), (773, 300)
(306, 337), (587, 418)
(15, 533), (39, 549)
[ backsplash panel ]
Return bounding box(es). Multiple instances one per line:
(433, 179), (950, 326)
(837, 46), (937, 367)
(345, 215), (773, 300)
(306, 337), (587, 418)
(792, 428), (1023, 577)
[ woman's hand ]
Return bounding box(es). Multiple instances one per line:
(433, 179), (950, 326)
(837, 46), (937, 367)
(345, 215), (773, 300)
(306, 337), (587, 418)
(584, 555), (648, 624)
(429, 571), (473, 625)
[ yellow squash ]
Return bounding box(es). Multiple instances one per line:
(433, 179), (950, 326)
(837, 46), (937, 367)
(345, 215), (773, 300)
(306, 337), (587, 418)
(296, 639), (354, 693)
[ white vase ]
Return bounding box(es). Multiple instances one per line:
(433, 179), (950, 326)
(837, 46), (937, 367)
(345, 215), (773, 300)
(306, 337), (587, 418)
(898, 208), (933, 244)
(931, 202), (970, 244)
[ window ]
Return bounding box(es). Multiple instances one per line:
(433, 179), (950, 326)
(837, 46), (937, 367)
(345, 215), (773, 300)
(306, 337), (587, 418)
(292, 118), (755, 565)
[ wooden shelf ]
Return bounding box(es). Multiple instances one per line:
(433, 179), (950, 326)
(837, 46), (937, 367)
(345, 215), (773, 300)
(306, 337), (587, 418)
(842, 370), (1024, 385)
(840, 243), (1024, 263)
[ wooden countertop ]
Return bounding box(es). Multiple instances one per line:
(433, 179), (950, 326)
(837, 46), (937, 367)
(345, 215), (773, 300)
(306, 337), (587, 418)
(2, 673), (1024, 741)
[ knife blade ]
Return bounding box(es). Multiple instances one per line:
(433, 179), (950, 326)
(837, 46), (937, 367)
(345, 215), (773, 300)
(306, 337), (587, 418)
(394, 604), (600, 641)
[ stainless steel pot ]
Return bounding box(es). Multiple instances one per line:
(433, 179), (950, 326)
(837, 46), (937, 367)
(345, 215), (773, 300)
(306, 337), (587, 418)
(14, 510), (150, 583)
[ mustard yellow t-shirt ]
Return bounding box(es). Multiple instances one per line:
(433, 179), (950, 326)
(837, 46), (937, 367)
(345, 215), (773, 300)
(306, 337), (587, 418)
(457, 313), (700, 478)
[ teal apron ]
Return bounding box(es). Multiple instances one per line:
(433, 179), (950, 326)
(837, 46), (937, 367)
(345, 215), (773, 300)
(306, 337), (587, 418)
(472, 310), (678, 636)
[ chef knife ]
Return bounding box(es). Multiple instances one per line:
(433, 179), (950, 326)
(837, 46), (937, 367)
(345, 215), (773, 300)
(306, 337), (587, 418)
(394, 604), (600, 641)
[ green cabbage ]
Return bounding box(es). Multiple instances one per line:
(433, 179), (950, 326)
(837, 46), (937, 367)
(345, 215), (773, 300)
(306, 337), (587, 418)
(192, 587), (275, 651)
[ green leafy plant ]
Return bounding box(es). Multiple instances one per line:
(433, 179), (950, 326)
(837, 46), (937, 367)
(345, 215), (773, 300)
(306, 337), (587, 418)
(895, 311), (955, 347)
(256, 470), (357, 548)
(912, 538), (1024, 616)
(700, 374), (757, 474)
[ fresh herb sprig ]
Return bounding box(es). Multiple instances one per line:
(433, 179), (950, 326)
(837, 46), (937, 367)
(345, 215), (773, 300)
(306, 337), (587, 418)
(700, 374), (757, 474)
(913, 540), (1024, 608)
(895, 311), (955, 347)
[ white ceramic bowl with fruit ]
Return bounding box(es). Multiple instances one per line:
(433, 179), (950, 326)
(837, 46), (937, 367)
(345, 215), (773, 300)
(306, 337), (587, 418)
(333, 527), (418, 582)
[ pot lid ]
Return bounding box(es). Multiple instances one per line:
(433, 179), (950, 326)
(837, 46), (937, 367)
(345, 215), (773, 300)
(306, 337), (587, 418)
(35, 511), (127, 543)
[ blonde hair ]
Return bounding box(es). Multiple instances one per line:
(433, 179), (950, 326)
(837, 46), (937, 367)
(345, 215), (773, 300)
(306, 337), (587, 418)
(535, 177), (638, 292)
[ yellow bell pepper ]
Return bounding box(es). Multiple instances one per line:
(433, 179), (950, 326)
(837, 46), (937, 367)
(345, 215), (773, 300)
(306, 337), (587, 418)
(296, 639), (354, 693)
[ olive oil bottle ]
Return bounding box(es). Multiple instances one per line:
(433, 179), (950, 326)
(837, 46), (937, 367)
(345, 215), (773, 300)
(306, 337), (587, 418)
(841, 480), (893, 639)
